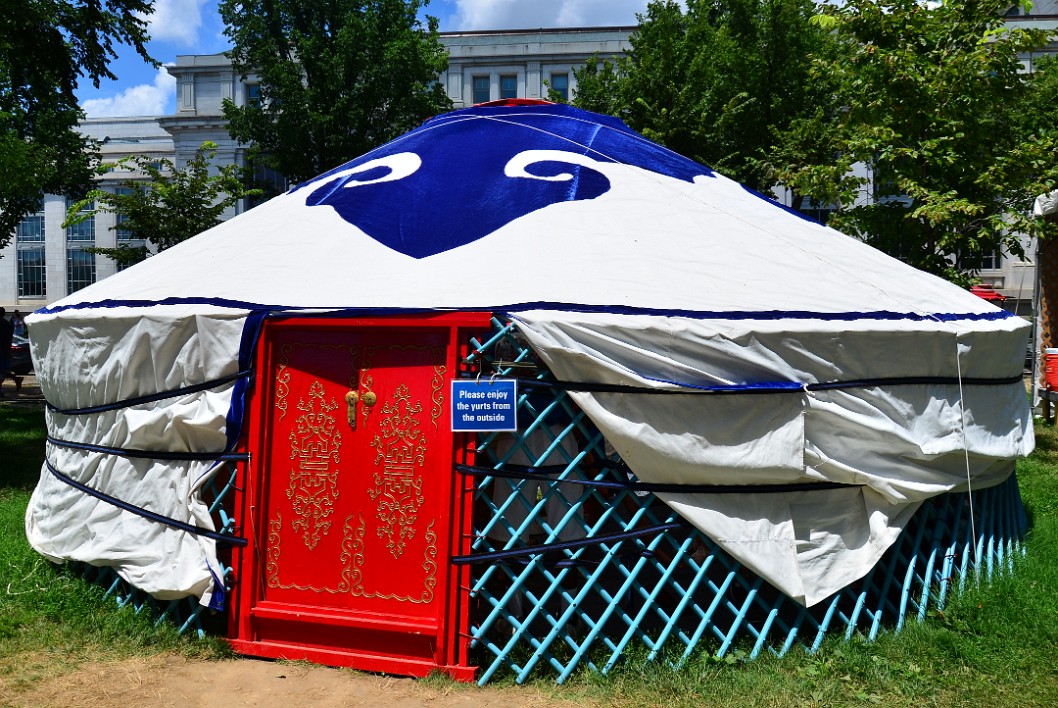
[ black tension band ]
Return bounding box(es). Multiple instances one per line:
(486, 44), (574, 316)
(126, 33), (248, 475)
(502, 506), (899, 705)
(804, 374), (1024, 391)
(455, 463), (856, 494)
(47, 436), (249, 462)
(451, 521), (683, 565)
(46, 461), (247, 547)
(47, 369), (254, 416)
(505, 374), (1024, 396)
(479, 548), (657, 569)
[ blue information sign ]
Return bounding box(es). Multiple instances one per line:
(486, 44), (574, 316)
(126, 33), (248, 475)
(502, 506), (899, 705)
(451, 379), (518, 432)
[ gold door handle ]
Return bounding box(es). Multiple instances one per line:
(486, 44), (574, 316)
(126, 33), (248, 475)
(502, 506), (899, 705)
(345, 390), (377, 430)
(345, 391), (359, 429)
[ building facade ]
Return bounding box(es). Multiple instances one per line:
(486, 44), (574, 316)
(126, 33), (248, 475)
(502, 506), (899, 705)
(1, 27), (633, 310)
(2, 20), (1043, 311)
(0, 117), (174, 311)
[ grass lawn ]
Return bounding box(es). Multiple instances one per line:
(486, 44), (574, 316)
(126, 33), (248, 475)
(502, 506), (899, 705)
(1, 401), (1057, 705)
(0, 402), (229, 697)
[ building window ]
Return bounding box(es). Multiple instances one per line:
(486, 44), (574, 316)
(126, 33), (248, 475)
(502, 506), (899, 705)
(17, 248), (46, 298)
(67, 248), (96, 294)
(16, 207), (46, 298)
(16, 213), (44, 243)
(961, 248), (1002, 272)
(978, 250), (1001, 271)
(115, 187), (133, 241)
(473, 76), (490, 104)
(66, 198), (95, 241)
(247, 83), (262, 106)
(117, 252), (147, 273)
(500, 75), (517, 99)
(116, 255), (145, 272)
(112, 187), (146, 271)
(247, 160), (289, 210)
(549, 73), (569, 101)
(797, 196), (836, 225)
(66, 197), (96, 292)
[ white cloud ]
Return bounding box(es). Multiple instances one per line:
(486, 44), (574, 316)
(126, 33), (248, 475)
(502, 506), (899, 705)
(82, 67), (177, 117)
(142, 0), (210, 44)
(451, 0), (650, 29)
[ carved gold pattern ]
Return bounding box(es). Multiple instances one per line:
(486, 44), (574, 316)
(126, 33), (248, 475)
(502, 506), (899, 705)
(430, 364), (446, 429)
(286, 380), (342, 550)
(275, 348), (291, 421)
(348, 513), (437, 604)
(360, 371), (375, 427)
(265, 512), (357, 594)
(421, 521), (438, 600)
(266, 514), (283, 588)
(368, 383), (426, 559)
(264, 339), (448, 602)
(337, 514), (355, 593)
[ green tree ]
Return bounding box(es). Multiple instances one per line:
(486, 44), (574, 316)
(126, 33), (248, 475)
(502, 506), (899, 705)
(0, 0), (155, 247)
(64, 142), (262, 266)
(571, 0), (837, 194)
(775, 0), (1058, 283)
(219, 0), (452, 185)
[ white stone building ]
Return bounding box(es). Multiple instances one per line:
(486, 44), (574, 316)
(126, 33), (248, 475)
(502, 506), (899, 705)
(0, 27), (633, 309)
(2, 19), (1044, 312)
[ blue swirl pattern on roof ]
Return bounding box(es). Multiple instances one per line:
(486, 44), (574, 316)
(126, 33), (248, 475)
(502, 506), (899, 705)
(296, 102), (713, 259)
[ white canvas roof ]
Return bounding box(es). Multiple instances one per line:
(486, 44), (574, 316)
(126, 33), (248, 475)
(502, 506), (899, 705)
(25, 102), (1032, 607)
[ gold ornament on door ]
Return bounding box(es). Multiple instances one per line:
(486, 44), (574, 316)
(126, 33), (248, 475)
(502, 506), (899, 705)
(368, 383), (427, 559)
(286, 380), (342, 550)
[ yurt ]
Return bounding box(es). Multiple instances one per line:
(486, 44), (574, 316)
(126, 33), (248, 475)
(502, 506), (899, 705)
(25, 100), (1031, 683)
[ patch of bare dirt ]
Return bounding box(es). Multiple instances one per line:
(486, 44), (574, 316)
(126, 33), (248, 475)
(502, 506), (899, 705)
(2, 654), (592, 708)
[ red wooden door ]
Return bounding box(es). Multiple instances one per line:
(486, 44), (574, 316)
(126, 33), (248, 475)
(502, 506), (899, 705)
(230, 315), (485, 679)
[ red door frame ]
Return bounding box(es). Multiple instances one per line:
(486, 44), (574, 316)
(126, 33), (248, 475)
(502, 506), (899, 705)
(228, 312), (490, 681)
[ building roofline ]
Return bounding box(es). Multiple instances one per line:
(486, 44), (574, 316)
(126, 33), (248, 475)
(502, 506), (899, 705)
(439, 25), (636, 37)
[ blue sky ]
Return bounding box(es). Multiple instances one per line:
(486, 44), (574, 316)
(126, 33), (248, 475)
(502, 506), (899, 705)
(78, 0), (651, 117)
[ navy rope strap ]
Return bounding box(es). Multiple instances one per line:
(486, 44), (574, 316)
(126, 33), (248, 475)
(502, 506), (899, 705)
(47, 369), (253, 416)
(549, 551), (654, 568)
(46, 461), (247, 546)
(47, 436), (248, 462)
(451, 521), (683, 565)
(507, 374), (1023, 396)
(483, 548), (659, 569)
(455, 463), (855, 494)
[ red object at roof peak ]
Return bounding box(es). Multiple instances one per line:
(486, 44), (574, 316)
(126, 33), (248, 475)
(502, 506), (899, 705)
(970, 284), (1008, 301)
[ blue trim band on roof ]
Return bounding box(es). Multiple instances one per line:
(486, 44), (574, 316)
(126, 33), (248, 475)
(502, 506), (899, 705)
(46, 460), (247, 547)
(501, 303), (1017, 323)
(36, 295), (1019, 324)
(47, 436), (248, 462)
(47, 369), (253, 416)
(36, 295), (294, 315)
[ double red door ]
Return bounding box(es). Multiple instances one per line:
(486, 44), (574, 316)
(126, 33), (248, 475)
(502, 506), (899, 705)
(229, 315), (486, 680)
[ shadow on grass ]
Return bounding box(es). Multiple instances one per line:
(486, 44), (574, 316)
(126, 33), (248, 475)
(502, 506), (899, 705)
(0, 403), (47, 491)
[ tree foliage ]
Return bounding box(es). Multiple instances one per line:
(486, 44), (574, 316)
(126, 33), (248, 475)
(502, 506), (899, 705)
(0, 0), (155, 247)
(64, 142), (262, 265)
(773, 0), (1058, 283)
(219, 0), (452, 185)
(571, 0), (835, 193)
